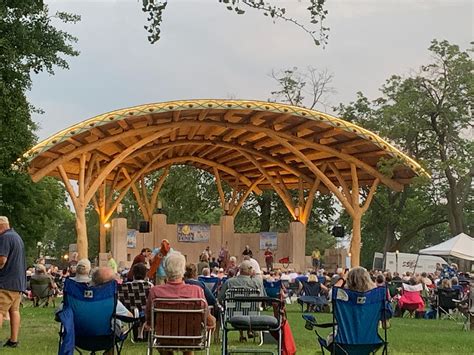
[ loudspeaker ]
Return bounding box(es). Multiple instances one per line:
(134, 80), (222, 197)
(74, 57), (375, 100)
(139, 221), (150, 233)
(332, 225), (345, 238)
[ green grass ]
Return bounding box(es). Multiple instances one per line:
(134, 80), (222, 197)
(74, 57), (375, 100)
(1, 302), (473, 354)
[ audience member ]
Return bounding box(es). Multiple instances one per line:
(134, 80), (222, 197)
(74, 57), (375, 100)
(127, 248), (151, 281)
(183, 263), (216, 306)
(70, 258), (91, 284)
(146, 251), (216, 355)
(197, 254), (210, 275)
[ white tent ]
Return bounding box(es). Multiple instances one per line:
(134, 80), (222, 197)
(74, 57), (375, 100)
(419, 233), (474, 261)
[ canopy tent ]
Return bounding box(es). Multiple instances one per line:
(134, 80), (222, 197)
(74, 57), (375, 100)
(419, 233), (474, 261)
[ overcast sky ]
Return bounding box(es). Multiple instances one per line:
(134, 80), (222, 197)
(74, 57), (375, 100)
(28, 0), (472, 141)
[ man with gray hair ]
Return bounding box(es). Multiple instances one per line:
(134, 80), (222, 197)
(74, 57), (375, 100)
(145, 251), (216, 331)
(218, 260), (264, 303)
(0, 216), (26, 348)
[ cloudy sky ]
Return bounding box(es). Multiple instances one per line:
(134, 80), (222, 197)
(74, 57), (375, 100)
(28, 0), (472, 141)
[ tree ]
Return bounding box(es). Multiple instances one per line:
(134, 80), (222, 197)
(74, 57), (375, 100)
(0, 1), (80, 259)
(270, 66), (335, 110)
(337, 40), (473, 266)
(142, 0), (329, 46)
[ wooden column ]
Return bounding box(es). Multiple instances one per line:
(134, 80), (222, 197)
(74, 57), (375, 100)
(58, 155), (89, 259)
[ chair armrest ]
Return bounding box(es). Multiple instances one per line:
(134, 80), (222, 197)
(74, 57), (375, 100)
(116, 314), (140, 323)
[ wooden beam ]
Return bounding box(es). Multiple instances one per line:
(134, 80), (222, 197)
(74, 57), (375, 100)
(84, 129), (173, 204)
(361, 178), (379, 214)
(232, 176), (265, 217)
(328, 162), (351, 202)
(271, 135), (355, 216)
(240, 151), (296, 218)
(213, 167), (226, 209)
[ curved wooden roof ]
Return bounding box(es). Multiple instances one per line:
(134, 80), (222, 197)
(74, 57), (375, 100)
(25, 99), (427, 193)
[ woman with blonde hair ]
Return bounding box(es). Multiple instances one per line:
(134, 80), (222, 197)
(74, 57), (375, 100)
(345, 267), (376, 292)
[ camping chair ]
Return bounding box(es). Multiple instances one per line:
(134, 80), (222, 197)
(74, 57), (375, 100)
(199, 276), (221, 297)
(395, 283), (425, 318)
(148, 298), (211, 355)
(117, 281), (152, 342)
(30, 276), (56, 307)
(436, 288), (461, 320)
(297, 280), (328, 313)
(264, 280), (282, 299)
(58, 278), (135, 355)
(221, 287), (282, 355)
(303, 286), (389, 355)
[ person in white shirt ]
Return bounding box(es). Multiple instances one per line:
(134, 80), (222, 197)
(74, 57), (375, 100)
(243, 255), (262, 278)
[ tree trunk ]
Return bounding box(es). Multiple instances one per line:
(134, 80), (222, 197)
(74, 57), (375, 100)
(446, 189), (465, 235)
(258, 191), (272, 232)
(383, 222), (396, 254)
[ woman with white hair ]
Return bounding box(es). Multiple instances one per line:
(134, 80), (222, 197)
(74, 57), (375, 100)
(145, 251), (216, 353)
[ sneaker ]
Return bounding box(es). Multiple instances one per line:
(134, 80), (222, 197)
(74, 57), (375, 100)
(3, 339), (18, 348)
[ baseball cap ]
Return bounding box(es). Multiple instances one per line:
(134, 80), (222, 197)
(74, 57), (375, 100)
(76, 258), (91, 273)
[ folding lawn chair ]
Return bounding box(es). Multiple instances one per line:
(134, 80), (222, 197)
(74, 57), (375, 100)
(199, 276), (221, 297)
(57, 278), (136, 355)
(148, 297), (211, 355)
(117, 281), (152, 342)
(303, 286), (389, 355)
(220, 287), (282, 355)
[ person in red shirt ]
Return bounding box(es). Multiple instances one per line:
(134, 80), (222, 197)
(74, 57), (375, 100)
(264, 247), (274, 272)
(127, 248), (151, 281)
(145, 251), (216, 353)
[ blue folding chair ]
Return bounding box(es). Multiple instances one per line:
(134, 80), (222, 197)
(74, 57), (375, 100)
(303, 287), (389, 355)
(198, 276), (220, 297)
(58, 278), (134, 354)
(263, 280), (282, 299)
(297, 280), (328, 312)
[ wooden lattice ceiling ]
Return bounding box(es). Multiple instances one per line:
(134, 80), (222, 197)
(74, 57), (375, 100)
(25, 99), (427, 193)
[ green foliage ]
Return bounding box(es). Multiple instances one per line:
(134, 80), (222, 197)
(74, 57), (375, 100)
(337, 39), (473, 263)
(0, 1), (80, 261)
(0, 173), (73, 264)
(142, 1), (329, 46)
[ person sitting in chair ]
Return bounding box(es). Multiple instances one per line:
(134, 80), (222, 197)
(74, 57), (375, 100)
(91, 267), (133, 323)
(146, 252), (216, 355)
(70, 258), (91, 284)
(30, 264), (57, 306)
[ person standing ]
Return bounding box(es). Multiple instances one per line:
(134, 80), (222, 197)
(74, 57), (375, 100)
(311, 248), (321, 271)
(107, 251), (118, 274)
(264, 247), (274, 272)
(242, 245), (253, 258)
(0, 216), (27, 348)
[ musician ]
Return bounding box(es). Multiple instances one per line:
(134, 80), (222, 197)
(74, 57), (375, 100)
(147, 239), (172, 285)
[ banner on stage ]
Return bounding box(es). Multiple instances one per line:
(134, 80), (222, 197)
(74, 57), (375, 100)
(260, 232), (277, 250)
(127, 229), (137, 248)
(177, 224), (210, 242)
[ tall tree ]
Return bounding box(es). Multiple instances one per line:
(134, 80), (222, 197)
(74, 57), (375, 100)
(337, 40), (473, 265)
(0, 1), (80, 259)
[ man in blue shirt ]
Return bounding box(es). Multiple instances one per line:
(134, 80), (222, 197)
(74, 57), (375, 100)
(0, 216), (27, 348)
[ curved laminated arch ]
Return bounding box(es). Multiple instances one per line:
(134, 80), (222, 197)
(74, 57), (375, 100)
(24, 99), (428, 265)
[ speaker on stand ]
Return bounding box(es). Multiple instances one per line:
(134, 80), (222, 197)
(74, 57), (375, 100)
(139, 221), (150, 233)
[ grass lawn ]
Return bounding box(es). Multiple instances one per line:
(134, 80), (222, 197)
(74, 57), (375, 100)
(0, 302), (472, 354)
